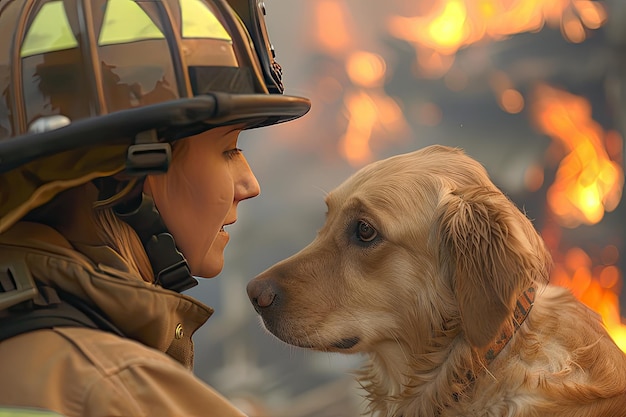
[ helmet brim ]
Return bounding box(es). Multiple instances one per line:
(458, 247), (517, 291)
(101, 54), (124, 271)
(0, 92), (311, 174)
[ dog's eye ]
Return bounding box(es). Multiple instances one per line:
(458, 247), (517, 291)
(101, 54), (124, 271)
(357, 220), (377, 242)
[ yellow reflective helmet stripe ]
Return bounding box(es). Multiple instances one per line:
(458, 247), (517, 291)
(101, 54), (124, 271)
(20, 1), (78, 58)
(99, 0), (165, 46)
(181, 0), (231, 40)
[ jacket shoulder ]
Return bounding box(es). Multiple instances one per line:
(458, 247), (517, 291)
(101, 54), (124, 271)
(0, 328), (247, 417)
(0, 327), (148, 416)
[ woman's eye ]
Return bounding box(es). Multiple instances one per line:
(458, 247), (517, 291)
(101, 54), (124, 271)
(225, 148), (242, 159)
(357, 220), (377, 242)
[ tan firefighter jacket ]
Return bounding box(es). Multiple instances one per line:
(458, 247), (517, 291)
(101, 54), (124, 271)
(0, 222), (247, 417)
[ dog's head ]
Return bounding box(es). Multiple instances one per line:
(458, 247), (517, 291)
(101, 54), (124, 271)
(247, 145), (551, 354)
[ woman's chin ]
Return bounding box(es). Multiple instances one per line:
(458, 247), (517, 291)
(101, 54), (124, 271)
(189, 252), (225, 279)
(183, 231), (229, 278)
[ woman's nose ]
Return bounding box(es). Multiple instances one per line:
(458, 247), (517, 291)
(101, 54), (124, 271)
(235, 158), (260, 201)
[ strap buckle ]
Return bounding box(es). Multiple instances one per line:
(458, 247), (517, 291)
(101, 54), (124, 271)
(147, 233), (198, 293)
(116, 194), (198, 293)
(0, 262), (38, 311)
(125, 129), (171, 176)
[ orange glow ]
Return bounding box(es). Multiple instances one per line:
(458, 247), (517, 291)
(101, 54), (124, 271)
(339, 90), (406, 166)
(531, 84), (624, 228)
(499, 88), (525, 114)
(346, 51), (386, 88)
(307, 1), (411, 167)
(387, 0), (607, 76)
(426, 1), (470, 52)
(313, 1), (352, 54)
(561, 9), (586, 43)
(388, 0), (470, 55)
(305, 1), (625, 353)
(574, 0), (607, 29)
(534, 84), (626, 352)
(340, 91), (378, 164)
(551, 247), (626, 352)
(415, 50), (456, 78)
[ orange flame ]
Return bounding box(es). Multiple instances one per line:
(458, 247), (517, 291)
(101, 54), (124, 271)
(531, 85), (626, 351)
(531, 84), (624, 228)
(551, 246), (626, 351)
(312, 0), (353, 55)
(304, 0), (626, 351)
(306, 1), (608, 165)
(388, 0), (607, 77)
(338, 52), (407, 165)
(308, 3), (410, 167)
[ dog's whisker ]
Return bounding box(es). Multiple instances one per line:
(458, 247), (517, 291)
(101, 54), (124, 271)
(311, 184), (330, 197)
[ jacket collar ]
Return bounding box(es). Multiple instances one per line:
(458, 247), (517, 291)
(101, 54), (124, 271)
(0, 222), (213, 368)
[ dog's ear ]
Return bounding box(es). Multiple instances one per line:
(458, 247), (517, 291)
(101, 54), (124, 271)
(434, 186), (550, 348)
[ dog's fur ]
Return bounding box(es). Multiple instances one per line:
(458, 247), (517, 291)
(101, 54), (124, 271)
(247, 145), (626, 417)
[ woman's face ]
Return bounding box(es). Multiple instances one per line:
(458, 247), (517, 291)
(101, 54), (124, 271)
(143, 125), (260, 278)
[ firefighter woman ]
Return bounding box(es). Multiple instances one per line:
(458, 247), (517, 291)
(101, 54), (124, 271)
(0, 0), (310, 416)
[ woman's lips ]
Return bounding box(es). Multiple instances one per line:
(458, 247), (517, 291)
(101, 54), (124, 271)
(220, 219), (236, 233)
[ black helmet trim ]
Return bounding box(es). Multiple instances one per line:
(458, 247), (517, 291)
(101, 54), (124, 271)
(0, 92), (311, 174)
(226, 0), (284, 94)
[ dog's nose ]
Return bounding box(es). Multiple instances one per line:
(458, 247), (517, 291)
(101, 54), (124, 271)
(247, 279), (278, 312)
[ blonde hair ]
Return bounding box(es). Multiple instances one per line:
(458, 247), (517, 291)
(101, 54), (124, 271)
(93, 208), (154, 283)
(25, 183), (154, 283)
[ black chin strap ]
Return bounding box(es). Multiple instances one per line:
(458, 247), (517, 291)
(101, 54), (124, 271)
(114, 192), (198, 293)
(95, 129), (197, 293)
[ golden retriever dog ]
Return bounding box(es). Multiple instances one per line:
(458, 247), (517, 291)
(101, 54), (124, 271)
(247, 145), (626, 417)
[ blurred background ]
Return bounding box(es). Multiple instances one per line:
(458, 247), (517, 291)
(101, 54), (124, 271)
(187, 1), (626, 415)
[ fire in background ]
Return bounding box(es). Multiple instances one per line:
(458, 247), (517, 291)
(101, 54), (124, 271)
(298, 0), (625, 349)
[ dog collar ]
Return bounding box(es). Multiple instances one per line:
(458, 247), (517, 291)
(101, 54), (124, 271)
(481, 283), (537, 365)
(447, 284), (537, 408)
(397, 285), (538, 417)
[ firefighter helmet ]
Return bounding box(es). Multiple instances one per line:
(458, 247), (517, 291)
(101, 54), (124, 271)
(0, 0), (310, 233)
